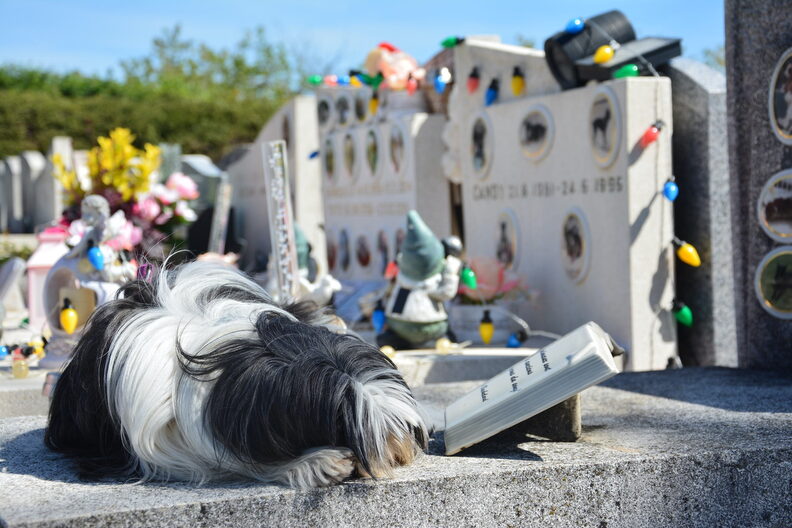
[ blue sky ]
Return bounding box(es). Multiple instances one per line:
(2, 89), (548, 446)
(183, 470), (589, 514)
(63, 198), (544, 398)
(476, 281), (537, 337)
(0, 0), (724, 76)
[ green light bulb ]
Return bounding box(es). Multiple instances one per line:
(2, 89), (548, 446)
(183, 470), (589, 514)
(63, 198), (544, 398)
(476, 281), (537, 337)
(307, 75), (323, 86)
(672, 301), (693, 328)
(461, 266), (477, 289)
(613, 64), (639, 79)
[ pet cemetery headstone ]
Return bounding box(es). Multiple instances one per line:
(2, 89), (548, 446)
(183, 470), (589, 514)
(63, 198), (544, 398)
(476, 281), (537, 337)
(2, 156), (24, 233)
(725, 0), (792, 368)
(317, 83), (451, 322)
(20, 151), (47, 229)
(443, 24), (678, 371)
(664, 58), (738, 367)
(226, 95), (326, 274)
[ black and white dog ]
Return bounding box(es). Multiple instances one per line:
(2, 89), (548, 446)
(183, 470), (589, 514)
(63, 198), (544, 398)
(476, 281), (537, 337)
(45, 262), (428, 488)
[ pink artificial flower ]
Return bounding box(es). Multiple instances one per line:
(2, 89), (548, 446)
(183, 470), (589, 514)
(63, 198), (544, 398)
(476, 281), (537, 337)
(175, 200), (197, 222)
(106, 220), (143, 251)
(152, 183), (179, 205)
(154, 208), (174, 226)
(132, 196), (161, 222)
(458, 256), (525, 302)
(166, 172), (199, 201)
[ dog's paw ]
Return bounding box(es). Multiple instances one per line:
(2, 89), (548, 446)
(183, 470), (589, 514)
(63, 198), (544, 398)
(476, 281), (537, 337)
(286, 446), (356, 488)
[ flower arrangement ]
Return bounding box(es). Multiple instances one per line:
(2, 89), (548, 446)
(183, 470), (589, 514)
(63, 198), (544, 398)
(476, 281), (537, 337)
(457, 256), (529, 304)
(52, 128), (199, 256)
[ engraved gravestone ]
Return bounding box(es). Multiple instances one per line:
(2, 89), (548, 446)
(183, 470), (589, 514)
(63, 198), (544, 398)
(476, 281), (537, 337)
(725, 0), (792, 368)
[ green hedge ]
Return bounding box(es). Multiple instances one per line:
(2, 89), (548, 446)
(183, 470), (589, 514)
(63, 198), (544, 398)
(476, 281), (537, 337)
(0, 90), (284, 161)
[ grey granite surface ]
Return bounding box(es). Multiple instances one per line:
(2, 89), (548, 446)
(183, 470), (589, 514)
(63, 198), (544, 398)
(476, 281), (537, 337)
(725, 0), (792, 368)
(664, 58), (737, 368)
(1, 367), (790, 527)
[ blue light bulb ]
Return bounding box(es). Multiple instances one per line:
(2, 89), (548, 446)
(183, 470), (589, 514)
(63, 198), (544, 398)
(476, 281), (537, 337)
(506, 333), (521, 348)
(87, 246), (104, 271)
(0, 345), (8, 359)
(434, 74), (446, 94)
(565, 18), (585, 35)
(337, 75), (350, 86)
(485, 79), (499, 106)
(663, 180), (679, 201)
(372, 309), (386, 333)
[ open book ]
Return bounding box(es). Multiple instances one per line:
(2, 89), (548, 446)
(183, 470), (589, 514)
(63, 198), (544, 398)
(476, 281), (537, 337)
(444, 322), (621, 455)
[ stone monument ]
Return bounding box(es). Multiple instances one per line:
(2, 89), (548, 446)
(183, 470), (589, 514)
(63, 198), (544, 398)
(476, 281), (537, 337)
(725, 0), (792, 368)
(664, 58), (738, 367)
(444, 39), (676, 371)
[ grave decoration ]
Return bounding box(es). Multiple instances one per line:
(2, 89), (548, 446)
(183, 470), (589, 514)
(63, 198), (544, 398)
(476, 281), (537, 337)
(376, 210), (462, 350)
(52, 128), (200, 259)
(544, 10), (682, 90)
(443, 31), (687, 370)
(40, 194), (138, 368)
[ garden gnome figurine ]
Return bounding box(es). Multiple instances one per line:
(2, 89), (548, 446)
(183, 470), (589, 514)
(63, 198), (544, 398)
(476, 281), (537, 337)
(377, 210), (461, 349)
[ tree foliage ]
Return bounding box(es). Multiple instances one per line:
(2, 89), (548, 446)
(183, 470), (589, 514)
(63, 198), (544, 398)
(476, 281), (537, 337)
(0, 25), (315, 160)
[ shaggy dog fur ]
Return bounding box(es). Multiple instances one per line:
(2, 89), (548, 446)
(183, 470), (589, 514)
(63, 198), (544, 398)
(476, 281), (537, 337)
(45, 261), (428, 488)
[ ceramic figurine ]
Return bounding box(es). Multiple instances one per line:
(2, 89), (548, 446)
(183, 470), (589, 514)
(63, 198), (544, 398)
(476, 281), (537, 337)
(40, 195), (137, 368)
(376, 210), (461, 349)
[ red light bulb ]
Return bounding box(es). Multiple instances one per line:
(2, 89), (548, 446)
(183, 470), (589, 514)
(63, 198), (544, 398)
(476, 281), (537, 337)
(639, 120), (664, 148)
(467, 67), (480, 94)
(407, 76), (418, 95)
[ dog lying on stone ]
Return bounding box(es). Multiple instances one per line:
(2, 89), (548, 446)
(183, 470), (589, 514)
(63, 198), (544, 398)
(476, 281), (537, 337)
(45, 261), (427, 488)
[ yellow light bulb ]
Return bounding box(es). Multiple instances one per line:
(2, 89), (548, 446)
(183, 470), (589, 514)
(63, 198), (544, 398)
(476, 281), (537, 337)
(368, 97), (378, 115)
(593, 45), (615, 64)
(479, 322), (495, 345)
(60, 307), (79, 335)
(676, 243), (701, 267)
(511, 75), (525, 96)
(350, 76), (362, 88)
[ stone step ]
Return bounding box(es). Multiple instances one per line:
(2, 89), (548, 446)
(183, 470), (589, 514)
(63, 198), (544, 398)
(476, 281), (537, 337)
(1, 368), (790, 527)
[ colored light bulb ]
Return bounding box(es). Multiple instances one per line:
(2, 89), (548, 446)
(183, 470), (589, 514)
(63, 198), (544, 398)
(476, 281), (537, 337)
(0, 345), (8, 359)
(639, 121), (664, 148)
(593, 45), (615, 64)
(407, 76), (418, 95)
(60, 298), (79, 335)
(435, 67), (452, 94)
(350, 75), (363, 88)
(379, 42), (397, 52)
(441, 36), (464, 48)
(676, 242), (701, 267)
(380, 345), (396, 358)
(672, 300), (693, 328)
(87, 245), (104, 271)
(467, 67), (480, 94)
(369, 95), (379, 115)
(511, 66), (525, 96)
(461, 266), (477, 289)
(613, 63), (639, 79)
(337, 75), (350, 86)
(485, 78), (500, 106)
(372, 300), (386, 333)
(384, 260), (399, 280)
(506, 333), (522, 348)
(663, 180), (679, 201)
(323, 74), (338, 87)
(565, 18), (585, 35)
(479, 309), (494, 345)
(307, 74), (323, 86)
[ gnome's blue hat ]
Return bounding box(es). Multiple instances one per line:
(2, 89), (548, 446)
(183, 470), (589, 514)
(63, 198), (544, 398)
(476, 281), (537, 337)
(397, 210), (444, 280)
